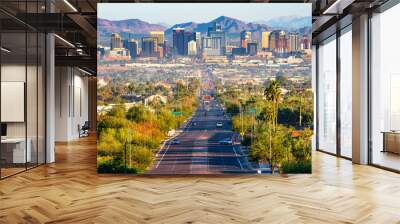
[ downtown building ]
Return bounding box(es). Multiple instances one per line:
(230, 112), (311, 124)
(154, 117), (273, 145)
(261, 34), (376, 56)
(141, 37), (158, 57)
(261, 31), (270, 50)
(208, 22), (226, 55)
(172, 28), (185, 55)
(150, 31), (165, 56)
(172, 28), (196, 56)
(247, 42), (258, 56)
(269, 30), (288, 55)
(287, 33), (300, 53)
(195, 32), (201, 54)
(202, 23), (226, 57)
(240, 30), (251, 49)
(188, 40), (197, 56)
(110, 33), (122, 50)
(202, 36), (223, 56)
(108, 33), (131, 60)
(300, 34), (311, 50)
(123, 39), (138, 59)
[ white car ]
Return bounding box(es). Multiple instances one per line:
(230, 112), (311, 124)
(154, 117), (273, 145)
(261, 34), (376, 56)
(171, 139), (181, 145)
(216, 122), (223, 127)
(219, 138), (233, 145)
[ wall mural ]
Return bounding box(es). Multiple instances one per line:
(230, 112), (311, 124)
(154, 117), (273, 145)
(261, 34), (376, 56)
(97, 3), (313, 175)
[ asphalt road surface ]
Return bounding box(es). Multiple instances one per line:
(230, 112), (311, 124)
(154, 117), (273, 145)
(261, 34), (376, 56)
(146, 98), (251, 175)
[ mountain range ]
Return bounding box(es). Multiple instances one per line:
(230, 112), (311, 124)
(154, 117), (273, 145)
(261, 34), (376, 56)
(98, 15), (311, 37)
(98, 18), (165, 37)
(164, 16), (270, 36)
(256, 16), (312, 30)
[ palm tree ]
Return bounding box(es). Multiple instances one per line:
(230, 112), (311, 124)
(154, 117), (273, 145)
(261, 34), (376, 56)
(264, 104), (274, 165)
(126, 83), (135, 96)
(264, 81), (282, 174)
(264, 80), (281, 132)
(299, 90), (303, 127)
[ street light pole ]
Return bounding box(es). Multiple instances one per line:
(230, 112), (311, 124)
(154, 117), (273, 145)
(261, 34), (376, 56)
(240, 103), (243, 136)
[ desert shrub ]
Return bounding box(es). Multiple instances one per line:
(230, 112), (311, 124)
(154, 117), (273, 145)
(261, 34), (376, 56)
(125, 145), (154, 173)
(97, 156), (137, 174)
(97, 129), (123, 156)
(281, 160), (311, 174)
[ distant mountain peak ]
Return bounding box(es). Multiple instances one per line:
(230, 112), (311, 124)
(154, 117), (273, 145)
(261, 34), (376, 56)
(213, 15), (235, 21)
(98, 18), (167, 38)
(256, 16), (311, 30)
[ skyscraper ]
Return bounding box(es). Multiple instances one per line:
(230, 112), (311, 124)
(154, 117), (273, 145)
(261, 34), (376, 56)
(278, 30), (287, 53)
(208, 23), (226, 55)
(150, 31), (164, 45)
(240, 31), (251, 49)
(208, 22), (216, 36)
(188, 40), (197, 56)
(141, 37), (157, 57)
(207, 22), (221, 36)
(269, 31), (279, 51)
(288, 33), (300, 52)
(126, 39), (138, 59)
(110, 33), (122, 50)
(195, 32), (201, 54)
(261, 31), (270, 50)
(150, 31), (165, 52)
(173, 28), (185, 55)
(301, 34), (311, 50)
(202, 36), (222, 56)
(184, 31), (195, 55)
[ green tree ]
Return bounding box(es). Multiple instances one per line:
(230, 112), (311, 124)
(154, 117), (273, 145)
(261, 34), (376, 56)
(291, 128), (313, 161)
(98, 129), (122, 157)
(108, 105), (126, 118)
(251, 123), (287, 174)
(126, 105), (154, 123)
(264, 80), (281, 131)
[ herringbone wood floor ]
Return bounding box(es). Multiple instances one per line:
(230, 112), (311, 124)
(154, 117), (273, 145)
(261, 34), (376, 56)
(0, 136), (400, 224)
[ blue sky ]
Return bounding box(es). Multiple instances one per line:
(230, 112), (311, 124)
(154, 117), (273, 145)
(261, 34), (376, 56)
(98, 3), (311, 25)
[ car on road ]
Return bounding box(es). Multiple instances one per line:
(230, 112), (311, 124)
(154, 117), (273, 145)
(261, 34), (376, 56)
(171, 139), (180, 145)
(216, 122), (223, 127)
(219, 138), (233, 145)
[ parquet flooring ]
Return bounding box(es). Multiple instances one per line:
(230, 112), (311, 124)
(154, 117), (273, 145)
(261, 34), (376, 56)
(0, 136), (399, 223)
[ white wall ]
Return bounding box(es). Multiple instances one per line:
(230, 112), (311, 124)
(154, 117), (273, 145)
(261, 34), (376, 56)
(1, 65), (42, 138)
(55, 66), (70, 141)
(54, 67), (89, 141)
(1, 65), (26, 138)
(1, 63), (46, 164)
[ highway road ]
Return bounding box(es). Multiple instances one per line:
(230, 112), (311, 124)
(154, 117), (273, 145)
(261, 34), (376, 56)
(146, 90), (252, 174)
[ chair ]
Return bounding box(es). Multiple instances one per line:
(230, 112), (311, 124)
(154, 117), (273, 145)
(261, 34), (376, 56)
(79, 121), (90, 138)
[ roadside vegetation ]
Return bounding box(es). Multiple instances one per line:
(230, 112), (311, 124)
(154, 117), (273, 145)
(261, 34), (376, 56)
(97, 79), (200, 173)
(216, 76), (313, 174)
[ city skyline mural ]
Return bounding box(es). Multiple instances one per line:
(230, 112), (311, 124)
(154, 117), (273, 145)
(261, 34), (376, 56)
(97, 3), (313, 175)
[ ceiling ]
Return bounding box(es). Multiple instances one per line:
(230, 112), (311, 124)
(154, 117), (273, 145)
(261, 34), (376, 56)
(0, 0), (97, 73)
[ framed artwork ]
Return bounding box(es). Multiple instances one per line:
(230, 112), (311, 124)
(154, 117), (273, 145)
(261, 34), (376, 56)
(97, 3), (312, 175)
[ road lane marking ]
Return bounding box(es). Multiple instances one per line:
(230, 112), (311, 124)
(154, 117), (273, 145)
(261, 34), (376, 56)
(232, 144), (244, 170)
(156, 115), (194, 169)
(156, 141), (172, 168)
